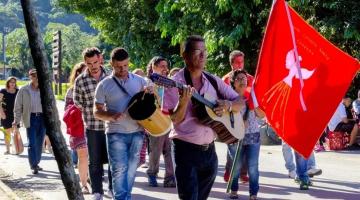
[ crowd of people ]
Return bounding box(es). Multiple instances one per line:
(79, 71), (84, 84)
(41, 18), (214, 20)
(0, 35), (359, 200)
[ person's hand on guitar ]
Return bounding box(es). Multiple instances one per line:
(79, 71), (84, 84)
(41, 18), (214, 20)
(179, 85), (194, 105)
(214, 100), (232, 117)
(143, 85), (154, 94)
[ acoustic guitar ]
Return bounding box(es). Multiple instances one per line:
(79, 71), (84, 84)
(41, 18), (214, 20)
(150, 73), (245, 144)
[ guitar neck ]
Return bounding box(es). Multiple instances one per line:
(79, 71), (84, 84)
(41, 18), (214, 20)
(176, 83), (216, 109)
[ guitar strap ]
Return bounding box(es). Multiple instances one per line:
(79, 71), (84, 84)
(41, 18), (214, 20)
(183, 67), (224, 100)
(184, 67), (235, 128)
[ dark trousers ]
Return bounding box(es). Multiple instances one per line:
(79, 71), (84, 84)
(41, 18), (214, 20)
(26, 114), (46, 169)
(86, 129), (112, 194)
(173, 139), (218, 200)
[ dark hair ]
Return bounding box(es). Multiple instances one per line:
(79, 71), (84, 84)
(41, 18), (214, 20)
(182, 35), (205, 57)
(111, 47), (129, 61)
(146, 56), (167, 77)
(82, 47), (101, 60)
(230, 69), (247, 89)
(229, 50), (244, 65)
(230, 69), (249, 120)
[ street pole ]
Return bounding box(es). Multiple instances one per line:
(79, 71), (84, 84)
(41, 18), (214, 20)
(2, 30), (5, 80)
(2, 27), (10, 80)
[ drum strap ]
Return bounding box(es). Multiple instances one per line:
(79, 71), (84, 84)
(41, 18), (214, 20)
(112, 77), (130, 96)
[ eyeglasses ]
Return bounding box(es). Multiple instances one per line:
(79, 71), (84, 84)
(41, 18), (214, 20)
(192, 49), (208, 56)
(234, 77), (247, 82)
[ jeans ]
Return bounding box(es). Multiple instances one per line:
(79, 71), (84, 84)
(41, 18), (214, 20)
(26, 114), (46, 169)
(71, 150), (78, 165)
(173, 139), (218, 200)
(282, 142), (316, 172)
(228, 142), (260, 196)
(146, 133), (174, 179)
(295, 152), (309, 183)
(107, 131), (144, 200)
(86, 129), (112, 194)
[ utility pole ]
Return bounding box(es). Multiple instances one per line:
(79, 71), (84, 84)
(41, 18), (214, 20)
(2, 27), (9, 80)
(20, 0), (83, 199)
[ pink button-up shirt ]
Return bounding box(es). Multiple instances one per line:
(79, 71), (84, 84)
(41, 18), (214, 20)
(163, 68), (239, 145)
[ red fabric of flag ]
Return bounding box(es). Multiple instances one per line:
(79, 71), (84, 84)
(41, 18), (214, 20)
(253, 0), (360, 158)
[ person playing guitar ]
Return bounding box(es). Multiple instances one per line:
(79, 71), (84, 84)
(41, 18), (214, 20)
(162, 35), (244, 200)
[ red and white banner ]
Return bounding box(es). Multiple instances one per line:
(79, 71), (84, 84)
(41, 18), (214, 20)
(253, 0), (360, 158)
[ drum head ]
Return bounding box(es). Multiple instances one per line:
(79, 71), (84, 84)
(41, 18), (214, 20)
(128, 91), (156, 120)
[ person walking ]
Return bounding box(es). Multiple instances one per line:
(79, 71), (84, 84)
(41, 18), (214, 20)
(13, 69), (46, 174)
(145, 56), (176, 188)
(0, 77), (19, 154)
(73, 47), (112, 199)
(64, 62), (90, 194)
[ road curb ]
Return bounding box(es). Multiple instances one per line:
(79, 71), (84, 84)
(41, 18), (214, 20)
(0, 179), (21, 200)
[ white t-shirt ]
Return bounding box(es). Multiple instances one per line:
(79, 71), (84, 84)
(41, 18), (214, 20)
(328, 103), (347, 131)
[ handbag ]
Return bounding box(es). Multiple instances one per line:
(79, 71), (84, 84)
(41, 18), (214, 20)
(12, 128), (24, 155)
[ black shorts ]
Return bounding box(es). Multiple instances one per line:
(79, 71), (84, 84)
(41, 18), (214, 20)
(334, 121), (355, 133)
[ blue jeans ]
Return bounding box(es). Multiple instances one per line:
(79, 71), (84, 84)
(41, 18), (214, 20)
(26, 114), (46, 169)
(295, 152), (309, 183)
(282, 142), (316, 172)
(228, 142), (260, 196)
(71, 150), (78, 165)
(107, 131), (144, 200)
(86, 129), (112, 194)
(173, 139), (218, 200)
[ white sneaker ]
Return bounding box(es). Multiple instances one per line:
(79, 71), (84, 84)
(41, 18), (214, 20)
(307, 168), (322, 177)
(288, 170), (297, 179)
(105, 190), (113, 198)
(92, 193), (103, 200)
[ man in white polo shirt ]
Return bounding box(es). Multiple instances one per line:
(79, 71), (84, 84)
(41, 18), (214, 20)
(328, 99), (360, 150)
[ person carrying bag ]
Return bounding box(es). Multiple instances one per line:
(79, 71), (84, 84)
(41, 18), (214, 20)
(12, 127), (24, 155)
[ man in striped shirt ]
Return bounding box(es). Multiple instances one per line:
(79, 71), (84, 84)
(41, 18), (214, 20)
(73, 47), (112, 200)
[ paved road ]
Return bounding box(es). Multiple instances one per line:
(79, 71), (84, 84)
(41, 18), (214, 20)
(0, 100), (359, 199)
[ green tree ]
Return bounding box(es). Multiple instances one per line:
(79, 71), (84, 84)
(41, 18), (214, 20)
(156, 0), (272, 75)
(56, 0), (179, 70)
(5, 28), (33, 73)
(56, 0), (359, 95)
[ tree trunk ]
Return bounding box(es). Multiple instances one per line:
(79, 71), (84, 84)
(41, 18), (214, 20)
(20, 0), (84, 199)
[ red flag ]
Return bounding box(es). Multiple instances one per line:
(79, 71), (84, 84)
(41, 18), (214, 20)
(253, 0), (360, 158)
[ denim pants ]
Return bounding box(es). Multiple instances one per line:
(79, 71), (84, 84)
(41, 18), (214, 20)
(107, 131), (144, 200)
(173, 139), (218, 200)
(26, 114), (46, 169)
(146, 133), (174, 179)
(295, 152), (310, 183)
(86, 129), (112, 194)
(228, 142), (260, 196)
(282, 142), (316, 172)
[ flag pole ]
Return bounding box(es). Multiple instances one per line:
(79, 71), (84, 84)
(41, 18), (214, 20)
(284, 1), (307, 111)
(226, 139), (243, 193)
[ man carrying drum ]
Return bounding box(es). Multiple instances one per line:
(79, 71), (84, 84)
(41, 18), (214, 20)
(163, 35), (244, 200)
(94, 48), (151, 200)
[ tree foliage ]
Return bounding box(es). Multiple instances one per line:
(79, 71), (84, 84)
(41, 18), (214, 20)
(56, 0), (179, 69)
(43, 0), (360, 96)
